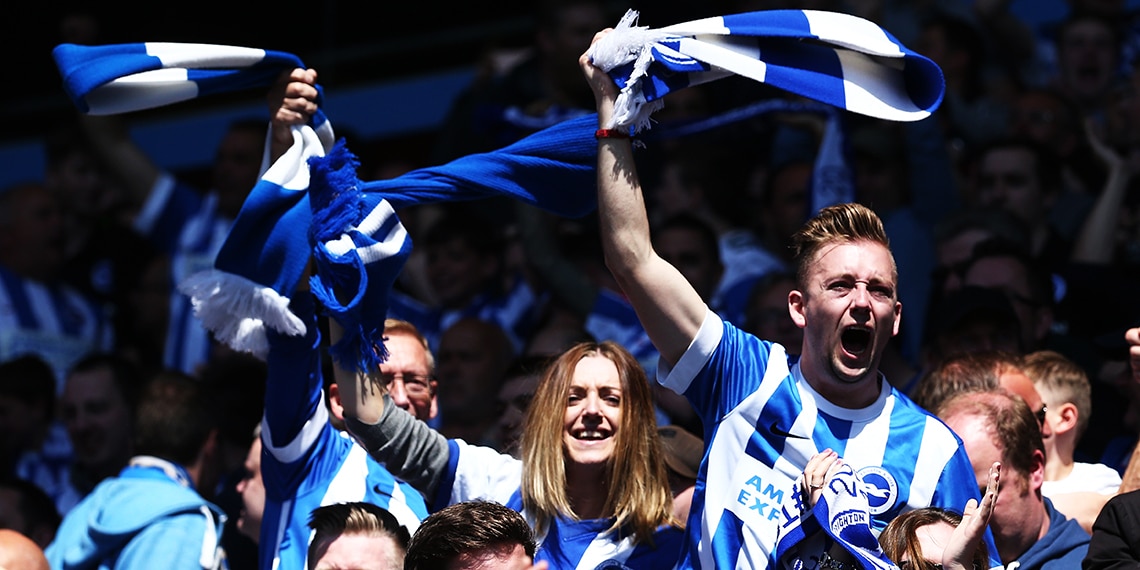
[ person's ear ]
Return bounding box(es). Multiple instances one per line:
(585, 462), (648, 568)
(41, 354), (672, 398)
(789, 289), (807, 329)
(429, 380), (439, 420)
(1054, 402), (1079, 436)
(328, 383), (345, 422)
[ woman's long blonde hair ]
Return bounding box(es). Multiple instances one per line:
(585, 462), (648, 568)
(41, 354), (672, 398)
(519, 341), (677, 543)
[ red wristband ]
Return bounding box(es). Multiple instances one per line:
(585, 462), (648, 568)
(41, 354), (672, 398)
(595, 128), (631, 139)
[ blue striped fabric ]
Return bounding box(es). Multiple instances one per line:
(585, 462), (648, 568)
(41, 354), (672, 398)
(587, 9), (945, 133)
(53, 42), (599, 365)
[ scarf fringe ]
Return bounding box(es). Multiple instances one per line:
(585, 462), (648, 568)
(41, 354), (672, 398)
(178, 269), (306, 359)
(587, 9), (671, 132)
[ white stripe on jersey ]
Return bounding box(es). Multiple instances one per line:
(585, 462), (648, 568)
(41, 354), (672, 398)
(906, 415), (961, 508)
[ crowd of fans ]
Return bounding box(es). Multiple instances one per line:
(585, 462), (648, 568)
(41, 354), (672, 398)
(6, 0), (1140, 568)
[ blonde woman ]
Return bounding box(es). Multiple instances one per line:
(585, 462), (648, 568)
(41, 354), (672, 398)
(334, 332), (684, 569)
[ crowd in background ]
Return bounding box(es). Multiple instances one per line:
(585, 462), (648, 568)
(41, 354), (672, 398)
(6, 0), (1140, 568)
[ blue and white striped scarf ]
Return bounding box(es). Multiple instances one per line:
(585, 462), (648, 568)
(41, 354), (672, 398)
(588, 9), (944, 133)
(775, 461), (898, 570)
(52, 42), (597, 361)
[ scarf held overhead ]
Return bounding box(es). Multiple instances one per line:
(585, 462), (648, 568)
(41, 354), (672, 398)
(587, 9), (945, 133)
(52, 42), (599, 363)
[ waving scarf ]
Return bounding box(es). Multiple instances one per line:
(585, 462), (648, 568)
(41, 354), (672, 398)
(587, 9), (944, 134)
(52, 42), (598, 360)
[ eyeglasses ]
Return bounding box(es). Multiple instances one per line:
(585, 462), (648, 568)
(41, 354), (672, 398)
(377, 372), (433, 396)
(1035, 404), (1048, 427)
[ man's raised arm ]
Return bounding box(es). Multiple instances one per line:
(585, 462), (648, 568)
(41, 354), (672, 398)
(580, 30), (710, 366)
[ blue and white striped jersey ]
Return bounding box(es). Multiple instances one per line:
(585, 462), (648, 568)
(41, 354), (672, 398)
(437, 440), (684, 570)
(388, 274), (538, 354)
(133, 173), (228, 375)
(0, 264), (112, 390)
(660, 311), (981, 569)
(259, 296), (427, 570)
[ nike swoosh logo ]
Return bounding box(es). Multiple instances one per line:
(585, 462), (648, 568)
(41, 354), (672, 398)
(769, 420), (809, 440)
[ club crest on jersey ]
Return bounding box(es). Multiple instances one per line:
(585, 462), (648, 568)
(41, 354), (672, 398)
(857, 466), (897, 515)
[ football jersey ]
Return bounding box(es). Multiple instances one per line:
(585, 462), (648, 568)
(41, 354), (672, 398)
(0, 264), (112, 390)
(259, 296), (427, 570)
(437, 440), (683, 570)
(387, 273), (538, 355)
(133, 173), (229, 375)
(659, 310), (982, 569)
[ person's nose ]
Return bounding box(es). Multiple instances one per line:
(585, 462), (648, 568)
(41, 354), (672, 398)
(851, 283), (872, 310)
(389, 378), (411, 412)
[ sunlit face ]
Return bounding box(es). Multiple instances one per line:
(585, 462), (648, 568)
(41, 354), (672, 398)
(998, 367), (1052, 439)
(236, 437), (264, 542)
(900, 521), (956, 568)
(944, 411), (1036, 562)
(313, 532), (403, 570)
(378, 331), (437, 422)
(791, 241), (900, 386)
(562, 355), (623, 469)
(61, 368), (133, 474)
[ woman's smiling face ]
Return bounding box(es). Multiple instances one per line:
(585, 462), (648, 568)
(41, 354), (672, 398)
(562, 355), (623, 468)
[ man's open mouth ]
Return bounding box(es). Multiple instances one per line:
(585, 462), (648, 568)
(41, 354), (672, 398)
(841, 326), (872, 355)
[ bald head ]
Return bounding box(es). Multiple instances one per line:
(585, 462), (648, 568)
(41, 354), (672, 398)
(0, 530), (49, 570)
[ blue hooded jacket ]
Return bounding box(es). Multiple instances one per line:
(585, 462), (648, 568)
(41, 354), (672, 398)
(45, 457), (227, 569)
(1013, 497), (1090, 570)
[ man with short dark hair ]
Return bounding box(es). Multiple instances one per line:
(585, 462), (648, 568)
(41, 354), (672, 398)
(45, 372), (226, 569)
(307, 502), (409, 570)
(404, 500), (543, 570)
(580, 36), (986, 568)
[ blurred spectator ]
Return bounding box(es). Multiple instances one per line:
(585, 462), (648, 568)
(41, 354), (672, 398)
(916, 12), (1012, 149)
(0, 182), (112, 386)
(388, 206), (537, 354)
(435, 316), (515, 445)
(0, 529), (49, 570)
(651, 213), (725, 318)
(42, 120), (157, 356)
(1023, 349), (1120, 533)
(404, 500), (540, 570)
(966, 139), (1079, 267)
(741, 271), (801, 355)
(1085, 488), (1140, 569)
(307, 502), (410, 570)
(936, 389), (1090, 568)
(921, 286), (1024, 372)
(431, 0), (610, 162)
(1051, 10), (1124, 116)
(657, 424), (703, 525)
(0, 476), (61, 550)
(0, 355), (74, 517)
(46, 371), (227, 569)
(495, 355), (545, 458)
(78, 112), (268, 375)
(912, 350), (1050, 439)
(57, 353), (143, 513)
